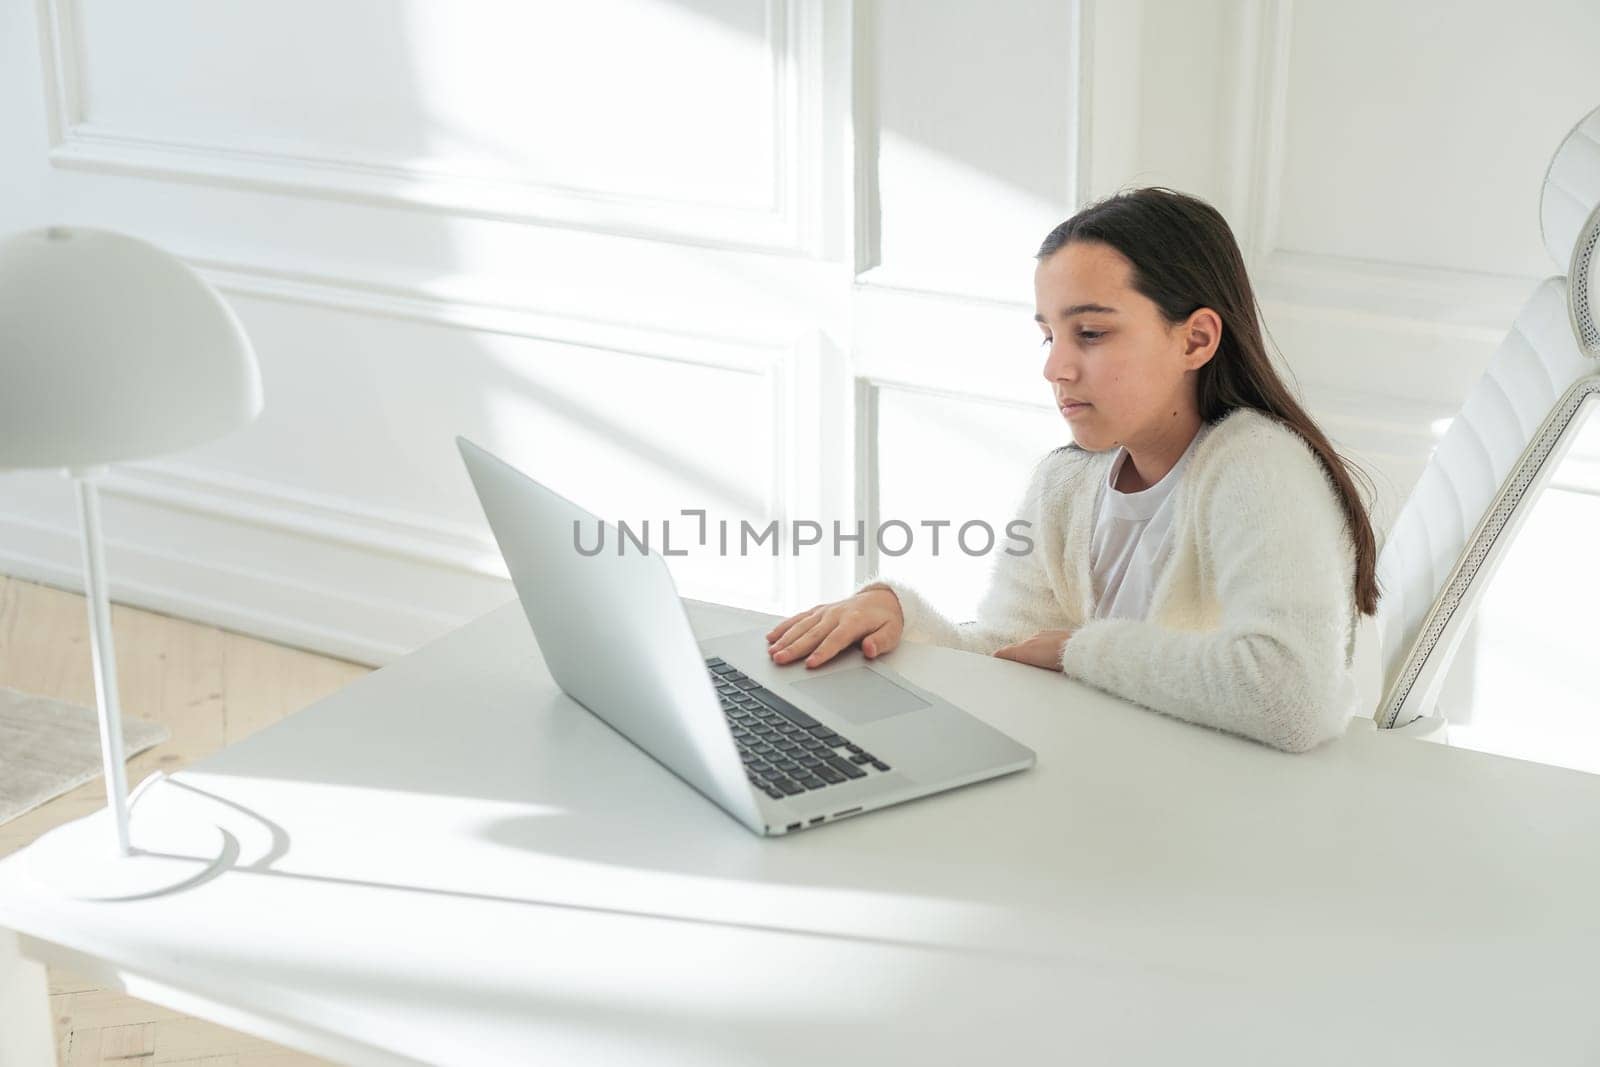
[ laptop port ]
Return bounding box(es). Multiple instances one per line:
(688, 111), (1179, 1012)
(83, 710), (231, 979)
(832, 807), (863, 819)
(809, 816), (824, 825)
(785, 821), (802, 832)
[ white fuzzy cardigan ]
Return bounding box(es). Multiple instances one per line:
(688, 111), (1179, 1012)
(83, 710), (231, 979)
(856, 408), (1363, 754)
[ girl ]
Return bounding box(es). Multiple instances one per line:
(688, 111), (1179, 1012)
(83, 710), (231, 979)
(764, 187), (1377, 754)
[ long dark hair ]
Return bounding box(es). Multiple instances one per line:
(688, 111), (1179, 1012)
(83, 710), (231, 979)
(1037, 186), (1379, 616)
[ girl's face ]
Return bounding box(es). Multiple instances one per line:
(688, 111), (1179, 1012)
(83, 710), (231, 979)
(1034, 240), (1219, 453)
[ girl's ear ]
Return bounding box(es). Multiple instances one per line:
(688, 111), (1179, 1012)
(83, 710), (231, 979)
(1181, 307), (1223, 371)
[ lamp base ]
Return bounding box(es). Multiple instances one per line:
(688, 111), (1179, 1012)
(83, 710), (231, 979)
(26, 774), (233, 901)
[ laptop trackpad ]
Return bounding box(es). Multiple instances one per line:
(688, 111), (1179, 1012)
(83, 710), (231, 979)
(787, 668), (931, 726)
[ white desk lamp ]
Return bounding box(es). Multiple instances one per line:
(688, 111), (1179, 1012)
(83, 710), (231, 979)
(0, 226), (262, 898)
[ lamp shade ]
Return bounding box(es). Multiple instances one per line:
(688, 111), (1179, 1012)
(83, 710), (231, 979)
(0, 226), (262, 470)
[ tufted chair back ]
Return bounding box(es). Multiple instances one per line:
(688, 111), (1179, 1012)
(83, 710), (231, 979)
(1374, 105), (1600, 731)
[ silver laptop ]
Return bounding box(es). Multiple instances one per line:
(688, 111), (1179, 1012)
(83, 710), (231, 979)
(458, 437), (1035, 837)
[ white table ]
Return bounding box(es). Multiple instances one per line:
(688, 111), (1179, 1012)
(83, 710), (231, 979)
(4, 597), (1600, 1065)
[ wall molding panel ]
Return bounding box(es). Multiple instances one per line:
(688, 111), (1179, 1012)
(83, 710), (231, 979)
(193, 253), (802, 615)
(35, 0), (831, 256)
(1208, 0), (1547, 500)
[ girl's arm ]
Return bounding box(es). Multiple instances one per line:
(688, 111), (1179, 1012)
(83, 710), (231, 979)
(851, 450), (1074, 656)
(1059, 432), (1359, 753)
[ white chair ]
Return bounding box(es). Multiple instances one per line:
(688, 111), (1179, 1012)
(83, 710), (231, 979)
(1372, 104), (1600, 738)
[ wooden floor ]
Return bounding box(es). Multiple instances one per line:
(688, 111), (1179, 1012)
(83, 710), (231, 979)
(0, 574), (372, 1066)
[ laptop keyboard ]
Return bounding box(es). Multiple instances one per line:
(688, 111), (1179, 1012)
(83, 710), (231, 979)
(705, 657), (891, 801)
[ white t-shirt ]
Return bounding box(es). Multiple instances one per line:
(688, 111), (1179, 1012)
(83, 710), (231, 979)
(1089, 425), (1213, 621)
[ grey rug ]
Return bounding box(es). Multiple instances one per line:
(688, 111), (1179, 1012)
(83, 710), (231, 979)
(0, 686), (170, 827)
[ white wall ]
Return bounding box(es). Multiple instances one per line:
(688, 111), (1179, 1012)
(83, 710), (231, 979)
(0, 1), (1595, 739)
(0, 0), (859, 663)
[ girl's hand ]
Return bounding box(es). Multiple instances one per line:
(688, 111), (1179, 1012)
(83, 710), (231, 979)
(765, 588), (905, 669)
(993, 629), (1074, 671)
